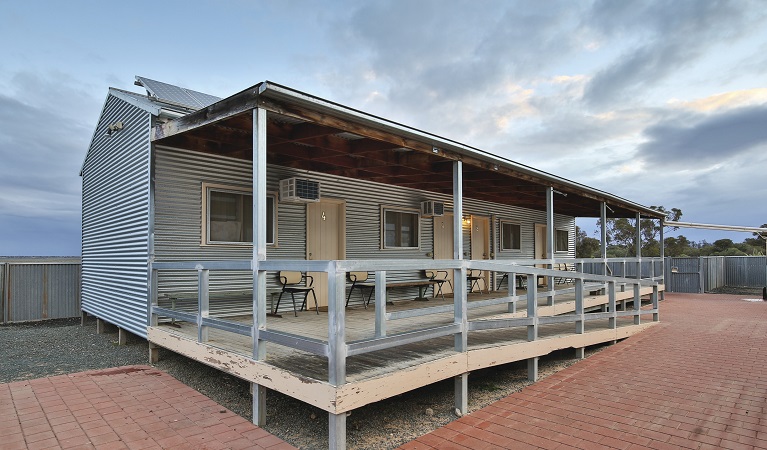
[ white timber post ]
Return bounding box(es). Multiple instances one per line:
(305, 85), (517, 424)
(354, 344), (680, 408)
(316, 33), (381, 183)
(608, 280), (617, 345)
(546, 187), (554, 306)
(636, 212), (642, 285)
(601, 202), (608, 295)
(527, 274), (538, 381)
(508, 271), (516, 313)
(453, 160), (468, 416)
(252, 106), (268, 427)
(374, 271), (386, 338)
(574, 265), (584, 359)
(660, 217), (665, 300)
(328, 261), (347, 450)
(149, 266), (159, 363)
(197, 268), (209, 343)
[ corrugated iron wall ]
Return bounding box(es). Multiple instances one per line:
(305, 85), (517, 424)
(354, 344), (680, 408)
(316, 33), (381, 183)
(724, 256), (766, 287)
(81, 94), (151, 337)
(153, 146), (575, 309)
(665, 256), (766, 293)
(0, 259), (81, 324)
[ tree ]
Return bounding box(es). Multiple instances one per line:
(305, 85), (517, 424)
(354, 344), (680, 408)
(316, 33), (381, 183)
(596, 206), (682, 257)
(575, 226), (600, 258)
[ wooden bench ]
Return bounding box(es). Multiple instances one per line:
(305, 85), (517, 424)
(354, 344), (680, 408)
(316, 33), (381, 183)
(383, 280), (439, 304)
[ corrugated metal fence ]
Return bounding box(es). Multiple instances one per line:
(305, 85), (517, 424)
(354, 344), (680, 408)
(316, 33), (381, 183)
(665, 256), (766, 293)
(1, 258), (81, 324)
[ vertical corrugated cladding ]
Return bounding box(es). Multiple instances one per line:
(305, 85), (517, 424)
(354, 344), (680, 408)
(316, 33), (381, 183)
(81, 94), (151, 338)
(2, 262), (81, 322)
(725, 256), (766, 287)
(0, 263), (5, 323)
(153, 147), (577, 307)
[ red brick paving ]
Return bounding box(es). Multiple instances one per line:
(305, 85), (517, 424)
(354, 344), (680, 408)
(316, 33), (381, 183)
(401, 293), (767, 449)
(0, 366), (295, 450)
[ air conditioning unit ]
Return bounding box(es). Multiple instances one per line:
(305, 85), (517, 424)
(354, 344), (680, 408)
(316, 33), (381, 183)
(280, 178), (321, 202)
(420, 201), (444, 217)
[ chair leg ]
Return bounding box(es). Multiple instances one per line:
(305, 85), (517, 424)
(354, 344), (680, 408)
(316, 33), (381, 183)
(346, 286), (354, 307)
(365, 289), (374, 308)
(290, 292), (298, 317)
(311, 290), (319, 314)
(436, 282), (445, 301)
(276, 292), (285, 315)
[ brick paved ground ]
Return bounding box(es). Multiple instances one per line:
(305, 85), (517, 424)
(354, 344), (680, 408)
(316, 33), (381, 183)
(401, 293), (767, 450)
(0, 365), (295, 450)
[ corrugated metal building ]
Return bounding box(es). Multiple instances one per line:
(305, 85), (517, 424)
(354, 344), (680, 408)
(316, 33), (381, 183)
(84, 77), (631, 338)
(82, 76), (667, 449)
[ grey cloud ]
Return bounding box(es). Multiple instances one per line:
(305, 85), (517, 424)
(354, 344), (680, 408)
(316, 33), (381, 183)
(638, 105), (767, 167)
(333, 1), (586, 110)
(0, 92), (88, 219)
(583, 0), (765, 107)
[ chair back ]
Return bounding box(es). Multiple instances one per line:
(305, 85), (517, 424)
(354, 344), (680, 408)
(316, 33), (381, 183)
(468, 269), (482, 277)
(279, 271), (303, 286)
(425, 270), (446, 280)
(348, 271), (369, 282)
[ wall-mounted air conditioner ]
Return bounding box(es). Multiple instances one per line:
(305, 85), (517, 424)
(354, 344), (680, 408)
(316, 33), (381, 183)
(280, 178), (321, 202)
(421, 201), (444, 217)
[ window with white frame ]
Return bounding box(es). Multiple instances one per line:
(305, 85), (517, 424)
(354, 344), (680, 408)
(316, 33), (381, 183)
(500, 221), (521, 251)
(555, 229), (569, 252)
(382, 207), (420, 249)
(203, 183), (276, 245)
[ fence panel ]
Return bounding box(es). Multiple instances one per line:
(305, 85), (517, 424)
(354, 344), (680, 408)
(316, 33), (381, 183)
(725, 256), (767, 287)
(1, 259), (81, 324)
(666, 257), (701, 293)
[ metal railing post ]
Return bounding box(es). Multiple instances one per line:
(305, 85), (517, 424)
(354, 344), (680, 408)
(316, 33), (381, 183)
(197, 268), (209, 343)
(375, 271), (386, 338)
(508, 271), (516, 313)
(328, 262), (347, 450)
(527, 274), (538, 381)
(575, 277), (585, 359)
(633, 283), (641, 325)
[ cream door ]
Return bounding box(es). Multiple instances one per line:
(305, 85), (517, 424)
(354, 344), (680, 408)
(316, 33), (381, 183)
(535, 223), (548, 287)
(470, 215), (490, 292)
(432, 215), (454, 295)
(306, 200), (346, 309)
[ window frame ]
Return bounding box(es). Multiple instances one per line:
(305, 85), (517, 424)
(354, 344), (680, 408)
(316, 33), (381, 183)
(499, 220), (522, 252)
(380, 206), (421, 250)
(201, 182), (277, 247)
(555, 228), (569, 253)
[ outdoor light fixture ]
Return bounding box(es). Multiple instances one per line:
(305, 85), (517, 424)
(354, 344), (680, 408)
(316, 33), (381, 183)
(106, 121), (124, 136)
(553, 189), (568, 197)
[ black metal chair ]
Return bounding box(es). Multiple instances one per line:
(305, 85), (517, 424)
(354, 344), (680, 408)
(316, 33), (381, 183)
(346, 271), (375, 308)
(425, 270), (451, 301)
(276, 271), (318, 317)
(467, 269), (486, 293)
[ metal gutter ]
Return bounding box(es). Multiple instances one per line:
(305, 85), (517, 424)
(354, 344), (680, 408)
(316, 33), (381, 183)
(666, 221), (767, 234)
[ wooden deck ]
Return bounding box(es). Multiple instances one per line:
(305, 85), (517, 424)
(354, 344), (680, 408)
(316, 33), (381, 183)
(148, 282), (661, 414)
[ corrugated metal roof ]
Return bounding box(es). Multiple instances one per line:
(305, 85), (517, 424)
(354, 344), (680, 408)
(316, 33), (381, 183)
(135, 76), (221, 109)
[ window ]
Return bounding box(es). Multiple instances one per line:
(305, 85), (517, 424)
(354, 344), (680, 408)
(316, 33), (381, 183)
(382, 208), (419, 248)
(555, 229), (569, 252)
(203, 183), (275, 245)
(500, 221), (521, 251)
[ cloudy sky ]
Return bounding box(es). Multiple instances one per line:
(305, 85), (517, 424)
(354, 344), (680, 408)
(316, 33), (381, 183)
(1, 0), (766, 256)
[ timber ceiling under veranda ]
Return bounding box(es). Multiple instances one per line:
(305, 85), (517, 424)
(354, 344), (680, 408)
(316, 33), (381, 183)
(152, 82), (663, 220)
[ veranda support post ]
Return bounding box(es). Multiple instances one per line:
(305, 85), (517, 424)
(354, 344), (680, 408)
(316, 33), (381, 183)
(252, 106), (268, 427)
(527, 274), (538, 381)
(452, 160), (468, 416)
(328, 261), (347, 450)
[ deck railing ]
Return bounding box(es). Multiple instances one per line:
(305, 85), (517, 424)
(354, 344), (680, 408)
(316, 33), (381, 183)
(149, 257), (661, 383)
